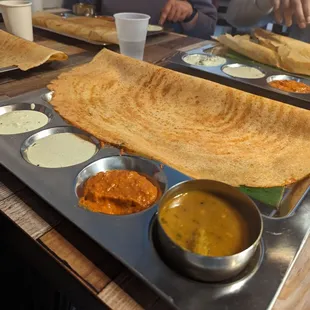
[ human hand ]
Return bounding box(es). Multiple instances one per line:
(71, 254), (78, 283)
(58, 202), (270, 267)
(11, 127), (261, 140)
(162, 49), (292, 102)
(159, 0), (194, 25)
(272, 0), (310, 28)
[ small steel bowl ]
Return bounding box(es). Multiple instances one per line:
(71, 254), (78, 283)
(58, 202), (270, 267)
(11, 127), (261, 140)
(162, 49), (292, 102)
(156, 179), (263, 282)
(72, 3), (95, 17)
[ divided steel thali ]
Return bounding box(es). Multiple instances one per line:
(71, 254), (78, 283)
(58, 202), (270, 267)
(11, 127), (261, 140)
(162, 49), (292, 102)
(0, 19), (310, 310)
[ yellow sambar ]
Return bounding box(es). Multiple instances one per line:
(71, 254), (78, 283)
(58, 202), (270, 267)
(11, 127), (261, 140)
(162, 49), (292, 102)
(159, 190), (250, 257)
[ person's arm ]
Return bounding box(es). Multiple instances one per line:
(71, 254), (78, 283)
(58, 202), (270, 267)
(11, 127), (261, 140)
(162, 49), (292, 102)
(181, 0), (218, 39)
(226, 0), (273, 28)
(159, 0), (217, 39)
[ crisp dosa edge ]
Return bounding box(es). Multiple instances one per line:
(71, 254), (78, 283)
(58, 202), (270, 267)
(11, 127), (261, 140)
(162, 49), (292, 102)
(219, 30), (310, 76)
(254, 28), (308, 49)
(254, 28), (310, 75)
(0, 30), (67, 71)
(217, 34), (279, 68)
(47, 49), (310, 188)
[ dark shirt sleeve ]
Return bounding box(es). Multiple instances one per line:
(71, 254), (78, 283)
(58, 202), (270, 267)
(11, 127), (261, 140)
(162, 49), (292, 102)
(63, 0), (78, 10)
(226, 0), (273, 28)
(182, 0), (218, 39)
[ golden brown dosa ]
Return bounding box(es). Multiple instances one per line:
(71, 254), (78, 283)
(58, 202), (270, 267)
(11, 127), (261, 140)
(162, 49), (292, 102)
(68, 16), (116, 28)
(0, 30), (68, 71)
(218, 29), (310, 76)
(217, 33), (279, 68)
(48, 49), (310, 187)
(31, 12), (62, 27)
(254, 29), (310, 75)
(32, 12), (118, 44)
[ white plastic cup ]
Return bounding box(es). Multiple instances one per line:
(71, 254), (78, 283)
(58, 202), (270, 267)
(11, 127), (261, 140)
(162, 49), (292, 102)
(31, 0), (43, 12)
(114, 12), (150, 60)
(0, 1), (33, 41)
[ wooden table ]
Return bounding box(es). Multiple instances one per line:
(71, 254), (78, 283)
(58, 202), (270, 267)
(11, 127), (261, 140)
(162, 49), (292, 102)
(0, 26), (309, 310)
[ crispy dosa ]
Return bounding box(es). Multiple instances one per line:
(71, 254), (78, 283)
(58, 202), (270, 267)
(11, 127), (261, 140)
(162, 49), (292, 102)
(31, 12), (62, 27)
(48, 49), (310, 187)
(218, 29), (310, 76)
(254, 29), (310, 75)
(0, 30), (67, 71)
(32, 12), (118, 44)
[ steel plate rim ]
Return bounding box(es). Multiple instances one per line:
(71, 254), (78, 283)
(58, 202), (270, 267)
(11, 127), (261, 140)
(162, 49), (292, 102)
(0, 102), (54, 135)
(182, 53), (227, 67)
(20, 125), (101, 167)
(156, 179), (264, 261)
(266, 74), (310, 95)
(221, 63), (266, 79)
(74, 154), (168, 217)
(149, 214), (265, 287)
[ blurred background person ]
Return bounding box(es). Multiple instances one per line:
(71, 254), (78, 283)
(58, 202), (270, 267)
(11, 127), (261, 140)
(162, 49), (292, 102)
(99, 0), (218, 39)
(225, 0), (310, 42)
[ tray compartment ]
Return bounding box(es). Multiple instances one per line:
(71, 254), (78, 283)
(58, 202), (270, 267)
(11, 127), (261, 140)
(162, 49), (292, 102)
(0, 102), (54, 135)
(150, 216), (265, 285)
(0, 102), (53, 119)
(267, 74), (310, 94)
(21, 126), (101, 168)
(221, 63), (266, 79)
(75, 155), (168, 215)
(182, 53), (227, 67)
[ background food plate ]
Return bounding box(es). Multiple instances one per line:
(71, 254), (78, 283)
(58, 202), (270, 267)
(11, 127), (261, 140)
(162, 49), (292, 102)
(166, 43), (310, 111)
(33, 13), (165, 46)
(0, 89), (310, 310)
(61, 12), (166, 37)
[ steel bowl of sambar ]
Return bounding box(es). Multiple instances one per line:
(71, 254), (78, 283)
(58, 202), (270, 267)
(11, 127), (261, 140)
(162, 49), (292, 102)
(156, 179), (263, 282)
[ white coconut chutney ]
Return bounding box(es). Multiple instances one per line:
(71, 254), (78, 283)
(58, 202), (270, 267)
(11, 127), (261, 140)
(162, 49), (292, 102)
(26, 133), (97, 168)
(0, 110), (48, 135)
(223, 65), (265, 79)
(147, 24), (163, 32)
(183, 54), (226, 67)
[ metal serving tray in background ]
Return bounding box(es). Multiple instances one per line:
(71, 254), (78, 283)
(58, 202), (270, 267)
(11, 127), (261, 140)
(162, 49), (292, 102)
(0, 89), (309, 310)
(33, 24), (111, 46)
(166, 43), (310, 110)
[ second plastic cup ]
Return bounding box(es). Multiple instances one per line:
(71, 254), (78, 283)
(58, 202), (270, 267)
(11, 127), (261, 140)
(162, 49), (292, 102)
(0, 1), (33, 41)
(114, 12), (150, 60)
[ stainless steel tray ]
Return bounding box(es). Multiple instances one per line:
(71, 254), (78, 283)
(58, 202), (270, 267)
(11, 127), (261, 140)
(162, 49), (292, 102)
(0, 66), (18, 73)
(166, 43), (310, 111)
(33, 24), (110, 46)
(0, 89), (309, 310)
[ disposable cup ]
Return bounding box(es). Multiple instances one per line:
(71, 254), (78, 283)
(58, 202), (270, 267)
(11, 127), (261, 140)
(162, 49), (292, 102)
(0, 1), (33, 41)
(114, 12), (150, 60)
(31, 0), (43, 12)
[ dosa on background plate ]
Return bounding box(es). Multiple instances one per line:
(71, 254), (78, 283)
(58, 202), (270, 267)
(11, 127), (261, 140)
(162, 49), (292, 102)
(31, 12), (62, 27)
(48, 49), (310, 188)
(32, 12), (118, 44)
(0, 30), (67, 71)
(218, 28), (310, 76)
